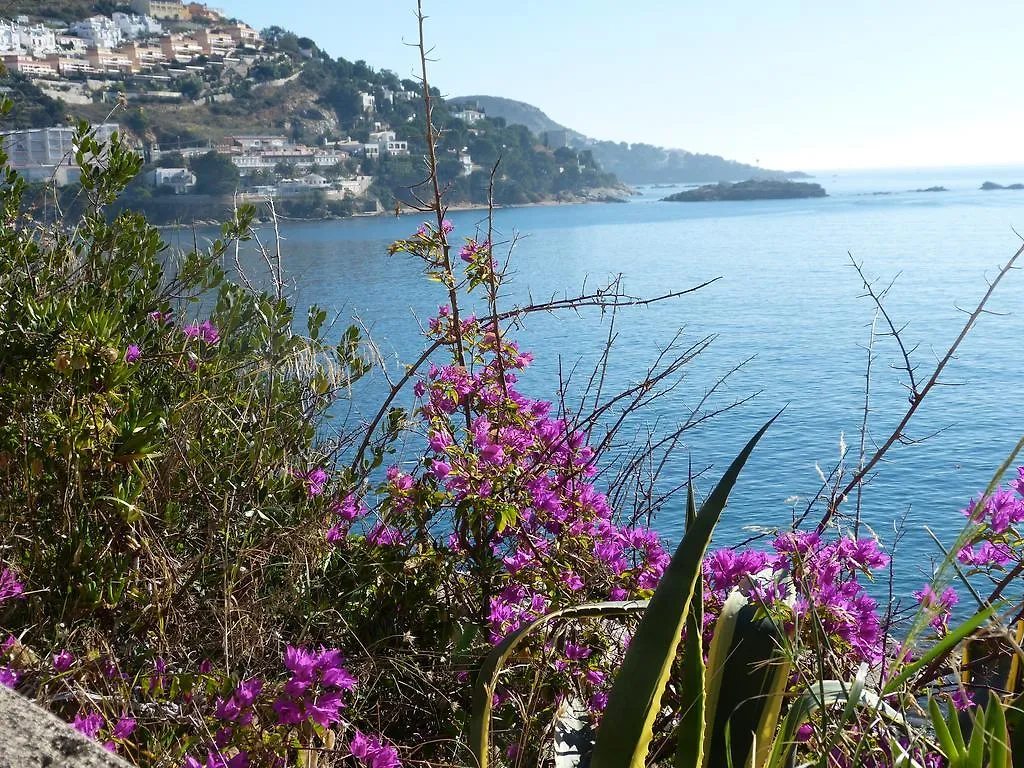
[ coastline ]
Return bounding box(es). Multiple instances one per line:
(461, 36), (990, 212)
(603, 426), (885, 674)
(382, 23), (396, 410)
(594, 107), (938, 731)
(155, 188), (633, 229)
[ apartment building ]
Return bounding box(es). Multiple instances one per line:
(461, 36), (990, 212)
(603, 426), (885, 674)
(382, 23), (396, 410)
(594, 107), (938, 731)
(129, 0), (191, 21)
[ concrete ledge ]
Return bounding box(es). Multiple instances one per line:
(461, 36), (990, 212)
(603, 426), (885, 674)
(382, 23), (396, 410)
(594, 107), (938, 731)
(0, 685), (133, 768)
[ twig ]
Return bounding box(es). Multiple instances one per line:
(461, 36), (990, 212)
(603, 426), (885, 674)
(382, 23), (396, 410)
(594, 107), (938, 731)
(818, 243), (1024, 531)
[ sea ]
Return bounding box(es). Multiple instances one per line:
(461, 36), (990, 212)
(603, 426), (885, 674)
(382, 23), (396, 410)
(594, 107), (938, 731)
(170, 166), (1024, 602)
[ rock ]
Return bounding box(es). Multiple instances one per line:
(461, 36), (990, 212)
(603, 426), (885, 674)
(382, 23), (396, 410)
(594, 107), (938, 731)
(662, 179), (827, 202)
(0, 685), (132, 768)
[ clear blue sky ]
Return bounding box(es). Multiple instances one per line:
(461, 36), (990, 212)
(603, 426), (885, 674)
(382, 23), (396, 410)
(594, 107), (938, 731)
(212, 0), (1024, 171)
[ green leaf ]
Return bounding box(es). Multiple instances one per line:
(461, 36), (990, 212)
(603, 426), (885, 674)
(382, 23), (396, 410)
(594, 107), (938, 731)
(965, 707), (986, 768)
(987, 696), (1009, 768)
(675, 482), (705, 768)
(704, 592), (792, 768)
(591, 412), (780, 768)
(469, 601), (650, 768)
(928, 697), (959, 762)
(883, 605), (996, 695)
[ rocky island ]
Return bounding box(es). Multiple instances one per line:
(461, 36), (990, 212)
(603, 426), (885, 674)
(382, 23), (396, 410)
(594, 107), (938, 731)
(981, 181), (1024, 190)
(662, 179), (827, 202)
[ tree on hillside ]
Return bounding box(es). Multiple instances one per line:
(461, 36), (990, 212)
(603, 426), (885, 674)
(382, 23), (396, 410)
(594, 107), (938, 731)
(323, 83), (362, 124)
(178, 75), (203, 100)
(157, 151), (186, 168)
(0, 74), (67, 130)
(190, 151), (239, 195)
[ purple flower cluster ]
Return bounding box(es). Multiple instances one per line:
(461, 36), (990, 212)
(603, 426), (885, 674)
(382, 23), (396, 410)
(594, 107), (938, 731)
(703, 532), (890, 666)
(147, 310), (174, 324)
(350, 731), (401, 768)
(272, 646), (356, 727)
(0, 567), (24, 604)
(182, 320), (221, 345)
(327, 494), (369, 542)
(295, 467), (329, 498)
(957, 469), (1024, 570)
(913, 585), (958, 634)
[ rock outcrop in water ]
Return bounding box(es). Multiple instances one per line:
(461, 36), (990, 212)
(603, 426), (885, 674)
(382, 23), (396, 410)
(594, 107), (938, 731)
(981, 181), (1024, 190)
(662, 179), (826, 202)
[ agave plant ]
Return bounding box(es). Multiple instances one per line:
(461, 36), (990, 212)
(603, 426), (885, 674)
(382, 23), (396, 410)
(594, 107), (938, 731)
(470, 415), (779, 768)
(469, 412), (1006, 768)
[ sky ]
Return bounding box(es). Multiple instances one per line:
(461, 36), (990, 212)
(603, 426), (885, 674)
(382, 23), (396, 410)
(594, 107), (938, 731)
(212, 0), (1024, 171)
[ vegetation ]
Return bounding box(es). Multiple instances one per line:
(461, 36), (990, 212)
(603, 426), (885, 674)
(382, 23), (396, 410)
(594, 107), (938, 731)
(663, 179), (827, 202)
(0, 73), (69, 130)
(448, 95), (804, 184)
(0, 0), (125, 22)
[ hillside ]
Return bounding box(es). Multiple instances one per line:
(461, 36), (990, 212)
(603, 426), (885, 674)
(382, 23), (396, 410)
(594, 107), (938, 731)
(450, 95), (585, 143)
(0, 0), (120, 22)
(1, 5), (625, 218)
(451, 94), (805, 184)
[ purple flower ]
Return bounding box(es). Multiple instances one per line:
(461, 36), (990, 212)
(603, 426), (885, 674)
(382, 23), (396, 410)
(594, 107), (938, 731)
(112, 716), (136, 739)
(563, 571), (584, 591)
(72, 710), (105, 740)
(296, 467), (329, 497)
(52, 650), (74, 672)
(0, 666), (18, 688)
(958, 541), (1014, 567)
(308, 690), (344, 726)
(0, 568), (24, 604)
(148, 310), (173, 324)
(367, 522), (405, 547)
(914, 585), (958, 633)
(182, 320), (220, 344)
(952, 688), (975, 711)
(564, 643), (591, 661)
(350, 731), (401, 768)
(125, 345), (141, 363)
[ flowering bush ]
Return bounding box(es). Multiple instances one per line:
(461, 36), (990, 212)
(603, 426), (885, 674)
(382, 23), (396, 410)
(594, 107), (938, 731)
(1, 106), (1021, 768)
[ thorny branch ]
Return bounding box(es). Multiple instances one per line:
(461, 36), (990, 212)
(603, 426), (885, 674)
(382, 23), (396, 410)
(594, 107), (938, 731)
(818, 241), (1024, 532)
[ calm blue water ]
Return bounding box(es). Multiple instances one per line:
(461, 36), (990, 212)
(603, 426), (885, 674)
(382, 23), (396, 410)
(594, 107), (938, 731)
(170, 166), (1024, 600)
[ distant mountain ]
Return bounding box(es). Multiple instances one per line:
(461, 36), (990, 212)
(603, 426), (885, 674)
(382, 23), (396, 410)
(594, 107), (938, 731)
(451, 95), (806, 185)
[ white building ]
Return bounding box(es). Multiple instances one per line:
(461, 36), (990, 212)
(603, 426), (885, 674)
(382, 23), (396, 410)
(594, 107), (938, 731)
(112, 12), (164, 40)
(1, 123), (122, 185)
(358, 91), (375, 113)
(458, 151), (472, 176)
(152, 167), (196, 193)
(277, 174), (328, 195)
(0, 20), (59, 56)
(70, 16), (123, 50)
(453, 108), (485, 124)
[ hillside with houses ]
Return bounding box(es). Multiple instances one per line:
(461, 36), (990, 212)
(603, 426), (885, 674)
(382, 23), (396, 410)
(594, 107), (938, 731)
(0, 0), (624, 221)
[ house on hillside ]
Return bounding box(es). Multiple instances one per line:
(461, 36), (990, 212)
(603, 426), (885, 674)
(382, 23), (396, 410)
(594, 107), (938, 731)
(152, 167), (196, 193)
(453, 107), (484, 125)
(130, 0), (191, 21)
(70, 16), (123, 49)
